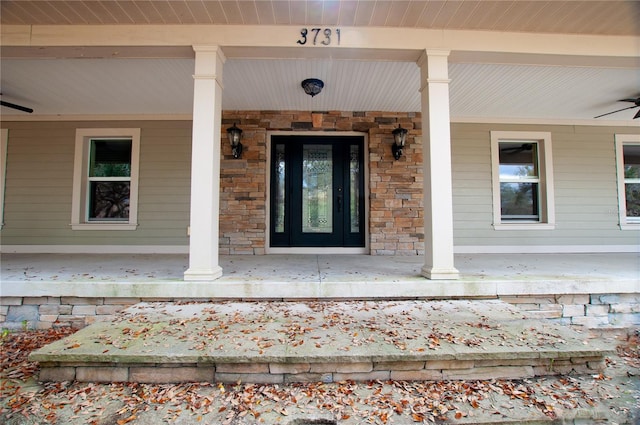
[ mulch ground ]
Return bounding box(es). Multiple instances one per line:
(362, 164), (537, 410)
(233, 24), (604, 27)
(1, 327), (638, 425)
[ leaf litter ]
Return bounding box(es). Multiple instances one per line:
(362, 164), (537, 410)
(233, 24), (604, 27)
(1, 321), (638, 424)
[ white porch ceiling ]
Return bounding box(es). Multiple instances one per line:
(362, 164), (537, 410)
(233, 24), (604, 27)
(1, 56), (639, 122)
(1, 1), (639, 122)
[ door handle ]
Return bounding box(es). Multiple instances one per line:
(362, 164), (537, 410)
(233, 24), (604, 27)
(337, 187), (343, 213)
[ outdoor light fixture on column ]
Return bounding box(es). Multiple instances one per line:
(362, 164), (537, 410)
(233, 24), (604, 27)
(226, 123), (243, 159)
(392, 124), (408, 160)
(301, 78), (324, 97)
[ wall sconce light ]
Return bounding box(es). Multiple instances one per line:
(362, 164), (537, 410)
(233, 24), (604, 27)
(301, 78), (324, 97)
(226, 123), (243, 159)
(392, 124), (408, 160)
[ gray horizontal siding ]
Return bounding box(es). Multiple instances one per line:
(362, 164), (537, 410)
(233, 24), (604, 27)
(1, 121), (192, 247)
(1, 119), (638, 251)
(452, 123), (639, 248)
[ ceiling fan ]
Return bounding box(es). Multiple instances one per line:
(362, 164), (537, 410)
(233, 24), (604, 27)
(594, 97), (640, 119)
(0, 94), (33, 113)
(500, 143), (533, 153)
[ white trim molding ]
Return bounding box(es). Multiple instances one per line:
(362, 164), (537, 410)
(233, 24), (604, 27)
(0, 129), (8, 229)
(0, 245), (189, 254)
(490, 131), (555, 230)
(71, 128), (141, 231)
(455, 245), (640, 254)
(266, 247), (369, 255)
(614, 133), (640, 230)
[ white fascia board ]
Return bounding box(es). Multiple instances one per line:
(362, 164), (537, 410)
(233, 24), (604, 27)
(3, 24), (637, 61)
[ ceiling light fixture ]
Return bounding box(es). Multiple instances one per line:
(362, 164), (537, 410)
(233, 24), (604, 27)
(301, 78), (324, 97)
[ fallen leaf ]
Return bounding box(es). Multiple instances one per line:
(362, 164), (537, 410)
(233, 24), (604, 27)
(116, 414), (136, 425)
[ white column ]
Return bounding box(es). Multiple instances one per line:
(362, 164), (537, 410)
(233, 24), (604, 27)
(418, 50), (459, 280)
(184, 46), (225, 281)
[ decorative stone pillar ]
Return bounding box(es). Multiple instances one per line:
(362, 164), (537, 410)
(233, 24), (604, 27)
(418, 50), (459, 280)
(184, 46), (225, 281)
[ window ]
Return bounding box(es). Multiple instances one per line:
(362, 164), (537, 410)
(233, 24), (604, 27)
(491, 131), (555, 229)
(72, 129), (140, 230)
(1, 128), (7, 228)
(615, 134), (640, 228)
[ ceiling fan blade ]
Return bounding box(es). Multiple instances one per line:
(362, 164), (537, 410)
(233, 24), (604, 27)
(619, 98), (640, 103)
(0, 100), (33, 113)
(634, 108), (640, 119)
(593, 105), (637, 119)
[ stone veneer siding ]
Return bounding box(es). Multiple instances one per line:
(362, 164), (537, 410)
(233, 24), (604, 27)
(219, 111), (424, 255)
(1, 294), (638, 334)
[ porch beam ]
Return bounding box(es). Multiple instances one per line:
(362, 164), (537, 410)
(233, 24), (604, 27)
(419, 50), (459, 280)
(2, 25), (637, 61)
(184, 45), (225, 281)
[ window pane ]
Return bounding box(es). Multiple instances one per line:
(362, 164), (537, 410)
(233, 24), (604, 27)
(89, 181), (130, 220)
(500, 182), (539, 220)
(90, 139), (132, 177)
(625, 183), (640, 218)
(349, 144), (360, 233)
(623, 145), (640, 179)
(499, 142), (538, 179)
(302, 144), (332, 233)
(274, 144), (286, 233)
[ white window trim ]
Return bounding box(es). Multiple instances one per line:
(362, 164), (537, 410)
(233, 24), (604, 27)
(71, 128), (140, 231)
(0, 129), (8, 229)
(490, 131), (555, 230)
(615, 134), (640, 230)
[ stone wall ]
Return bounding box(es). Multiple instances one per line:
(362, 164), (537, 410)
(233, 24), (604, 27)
(39, 355), (606, 384)
(2, 295), (638, 334)
(219, 111), (424, 255)
(500, 294), (640, 331)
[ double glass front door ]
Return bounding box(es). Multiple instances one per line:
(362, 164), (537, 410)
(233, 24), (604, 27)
(270, 136), (365, 247)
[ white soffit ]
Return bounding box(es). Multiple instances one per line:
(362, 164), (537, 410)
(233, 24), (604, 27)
(222, 58), (421, 112)
(1, 57), (639, 122)
(0, 58), (196, 116)
(449, 63), (640, 121)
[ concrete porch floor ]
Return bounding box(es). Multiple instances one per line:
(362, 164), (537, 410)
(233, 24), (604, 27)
(1, 253), (639, 299)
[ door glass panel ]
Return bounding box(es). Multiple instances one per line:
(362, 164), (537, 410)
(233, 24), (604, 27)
(350, 144), (360, 233)
(274, 144), (286, 233)
(302, 144), (332, 233)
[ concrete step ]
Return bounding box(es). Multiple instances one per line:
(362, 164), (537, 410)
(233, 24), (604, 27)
(30, 300), (613, 384)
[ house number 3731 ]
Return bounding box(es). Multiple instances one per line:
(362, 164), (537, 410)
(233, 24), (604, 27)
(296, 28), (341, 46)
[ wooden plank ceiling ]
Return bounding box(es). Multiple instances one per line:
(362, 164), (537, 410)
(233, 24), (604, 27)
(2, 1), (638, 36)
